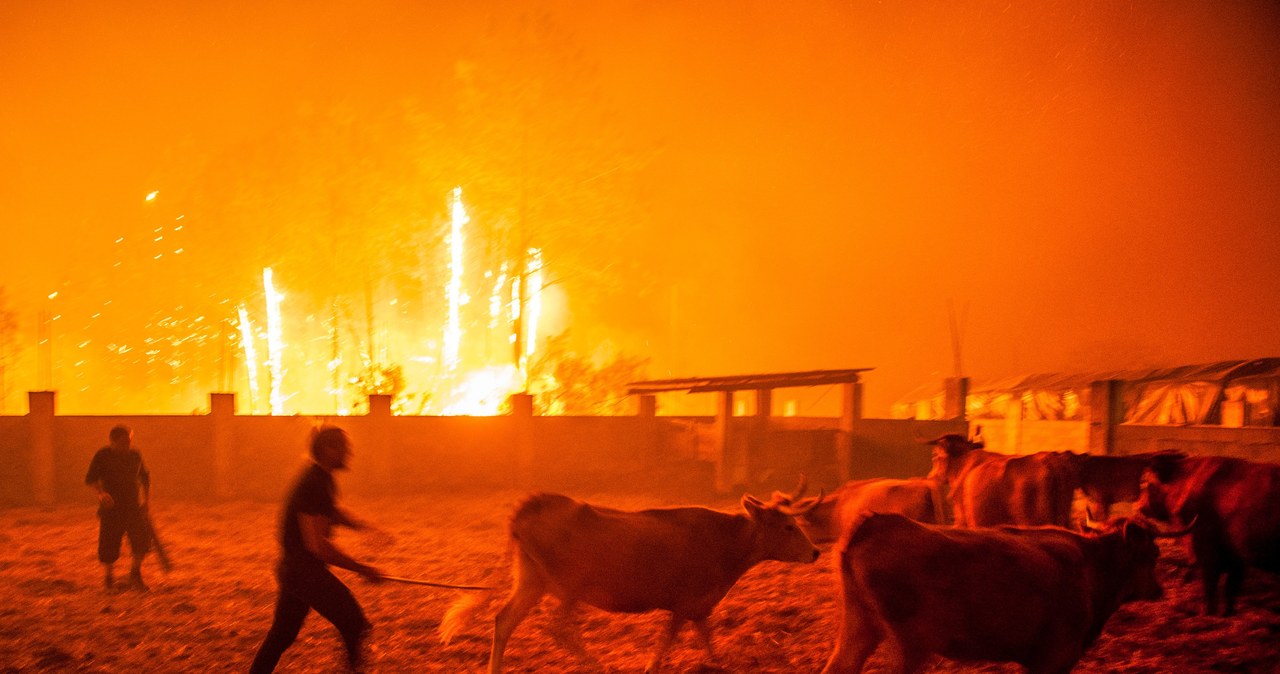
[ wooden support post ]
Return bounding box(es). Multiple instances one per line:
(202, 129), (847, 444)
(1088, 380), (1123, 455)
(638, 394), (657, 418)
(1006, 395), (1024, 455)
(714, 391), (736, 493)
(837, 381), (862, 483)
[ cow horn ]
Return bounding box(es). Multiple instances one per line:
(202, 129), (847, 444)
(1151, 514), (1197, 538)
(778, 488), (825, 516)
(1082, 506), (1102, 533)
(789, 474), (809, 501)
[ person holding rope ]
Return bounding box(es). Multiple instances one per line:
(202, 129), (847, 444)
(249, 425), (388, 674)
(85, 424), (152, 592)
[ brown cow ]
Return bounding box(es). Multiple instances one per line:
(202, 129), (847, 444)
(1139, 453), (1280, 616)
(439, 492), (821, 673)
(821, 513), (1187, 674)
(1073, 451), (1183, 518)
(928, 434), (1078, 528)
(771, 476), (944, 543)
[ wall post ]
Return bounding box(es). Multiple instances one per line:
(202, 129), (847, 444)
(510, 393), (535, 488)
(27, 391), (56, 505)
(944, 377), (970, 421)
(1088, 380), (1123, 455)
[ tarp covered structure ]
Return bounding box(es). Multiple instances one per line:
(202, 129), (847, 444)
(896, 359), (1280, 426)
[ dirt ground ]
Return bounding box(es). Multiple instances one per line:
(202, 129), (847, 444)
(2, 489), (1279, 673)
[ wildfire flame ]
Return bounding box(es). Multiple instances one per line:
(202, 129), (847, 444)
(237, 305), (259, 413)
(263, 267), (285, 415)
(443, 186), (467, 374)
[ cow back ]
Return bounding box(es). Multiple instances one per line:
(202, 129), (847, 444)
(959, 452), (1077, 528)
(509, 493), (758, 617)
(1158, 457), (1280, 570)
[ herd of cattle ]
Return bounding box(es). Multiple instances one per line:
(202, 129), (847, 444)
(439, 434), (1280, 673)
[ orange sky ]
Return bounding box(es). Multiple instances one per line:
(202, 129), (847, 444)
(2, 0), (1279, 414)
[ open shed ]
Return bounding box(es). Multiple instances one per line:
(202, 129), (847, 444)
(628, 369), (872, 490)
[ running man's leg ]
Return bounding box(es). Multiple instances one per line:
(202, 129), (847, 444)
(304, 569), (371, 671)
(249, 590), (310, 674)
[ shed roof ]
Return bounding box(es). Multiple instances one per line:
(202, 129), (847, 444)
(628, 368), (874, 395)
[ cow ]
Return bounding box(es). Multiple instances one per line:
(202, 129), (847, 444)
(1073, 451), (1184, 518)
(820, 513), (1190, 674)
(438, 491), (822, 673)
(770, 475), (944, 543)
(1139, 453), (1280, 616)
(928, 434), (1078, 528)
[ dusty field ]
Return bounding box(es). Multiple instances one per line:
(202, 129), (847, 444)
(2, 489), (1279, 673)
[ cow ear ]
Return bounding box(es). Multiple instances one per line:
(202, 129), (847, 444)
(741, 494), (764, 519)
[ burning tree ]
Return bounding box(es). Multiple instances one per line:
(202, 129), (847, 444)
(530, 332), (649, 416)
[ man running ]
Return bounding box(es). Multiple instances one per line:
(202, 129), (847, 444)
(85, 425), (152, 592)
(249, 425), (386, 673)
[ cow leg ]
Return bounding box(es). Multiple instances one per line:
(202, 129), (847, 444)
(544, 600), (606, 670)
(894, 640), (930, 674)
(644, 613), (685, 673)
(820, 588), (882, 673)
(692, 618), (721, 668)
(876, 633), (930, 674)
(1200, 564), (1222, 616)
(489, 551), (546, 674)
(692, 618), (715, 656)
(1223, 560), (1247, 617)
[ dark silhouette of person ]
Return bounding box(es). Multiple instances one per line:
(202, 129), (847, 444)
(249, 426), (386, 673)
(85, 424), (152, 592)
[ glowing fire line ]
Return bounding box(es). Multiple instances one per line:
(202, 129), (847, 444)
(236, 305), (259, 413)
(263, 267), (285, 415)
(443, 187), (467, 373)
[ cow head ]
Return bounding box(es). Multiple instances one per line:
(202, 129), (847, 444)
(1137, 452), (1187, 523)
(1100, 518), (1166, 601)
(1084, 515), (1195, 603)
(926, 433), (984, 483)
(769, 475), (839, 542)
(742, 494), (821, 563)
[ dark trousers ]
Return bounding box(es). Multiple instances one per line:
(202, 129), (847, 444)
(98, 506), (150, 564)
(249, 564), (371, 673)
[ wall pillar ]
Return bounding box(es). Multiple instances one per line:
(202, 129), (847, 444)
(209, 393), (236, 499)
(944, 377), (970, 420)
(1088, 380), (1123, 455)
(27, 391), (56, 505)
(510, 393), (535, 488)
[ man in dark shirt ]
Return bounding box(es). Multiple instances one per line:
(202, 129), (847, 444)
(85, 425), (152, 592)
(249, 425), (386, 673)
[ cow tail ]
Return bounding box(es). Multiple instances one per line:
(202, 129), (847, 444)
(439, 528), (517, 645)
(439, 591), (486, 645)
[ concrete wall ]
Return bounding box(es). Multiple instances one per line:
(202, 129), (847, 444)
(848, 418), (966, 481)
(0, 395), (730, 506)
(972, 419), (1090, 456)
(1114, 425), (1280, 463)
(0, 416), (31, 505)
